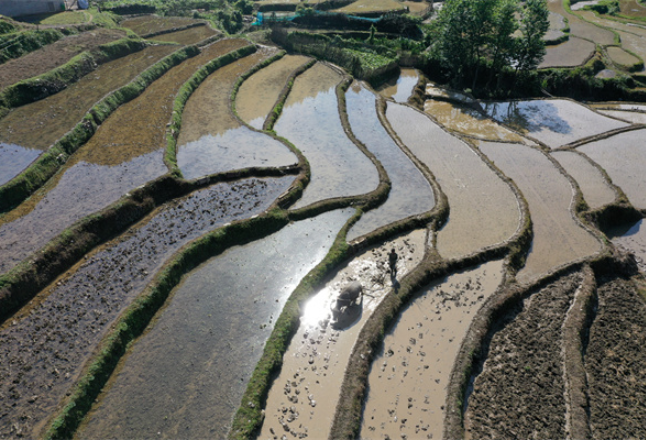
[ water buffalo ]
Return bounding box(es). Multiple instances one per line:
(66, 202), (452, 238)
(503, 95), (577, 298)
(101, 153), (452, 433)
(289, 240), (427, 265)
(330, 281), (363, 327)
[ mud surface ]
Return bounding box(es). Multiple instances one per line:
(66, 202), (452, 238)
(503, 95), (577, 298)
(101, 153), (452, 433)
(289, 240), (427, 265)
(236, 54), (311, 129)
(78, 208), (354, 440)
(540, 36), (596, 68)
(610, 219), (646, 272)
(585, 277), (646, 438)
(465, 272), (582, 439)
(260, 231), (426, 440)
(346, 82), (434, 241)
(0, 40), (245, 275)
(360, 260), (504, 440)
(479, 141), (601, 284)
(424, 99), (525, 142)
(276, 63), (379, 209)
(607, 45), (641, 66)
(0, 45), (176, 152)
(121, 16), (201, 36)
(176, 48), (297, 179)
(149, 25), (218, 45)
(578, 129), (646, 209)
(375, 68), (418, 103)
(0, 28), (126, 90)
(387, 103), (520, 260)
(551, 150), (616, 209)
(0, 177), (293, 439)
(483, 99), (627, 148)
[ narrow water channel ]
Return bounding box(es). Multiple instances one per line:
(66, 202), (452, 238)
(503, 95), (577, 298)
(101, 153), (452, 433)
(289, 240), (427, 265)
(77, 209), (354, 439)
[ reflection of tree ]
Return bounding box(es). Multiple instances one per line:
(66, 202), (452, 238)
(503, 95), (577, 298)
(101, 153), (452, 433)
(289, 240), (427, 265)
(484, 100), (572, 135)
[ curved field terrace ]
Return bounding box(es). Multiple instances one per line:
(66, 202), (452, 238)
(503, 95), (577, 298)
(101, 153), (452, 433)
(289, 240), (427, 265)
(1, 13), (646, 440)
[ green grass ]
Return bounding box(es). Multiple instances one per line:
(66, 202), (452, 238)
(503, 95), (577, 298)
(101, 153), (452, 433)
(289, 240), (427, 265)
(38, 11), (91, 25)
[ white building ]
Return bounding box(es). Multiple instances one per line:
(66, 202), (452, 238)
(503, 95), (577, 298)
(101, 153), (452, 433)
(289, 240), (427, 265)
(0, 0), (77, 18)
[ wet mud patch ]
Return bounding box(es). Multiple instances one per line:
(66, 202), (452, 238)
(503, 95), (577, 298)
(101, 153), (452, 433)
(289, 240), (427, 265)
(539, 36), (596, 68)
(0, 40), (247, 274)
(0, 28), (127, 90)
(236, 54), (311, 129)
(149, 25), (218, 45)
(276, 63), (380, 209)
(607, 45), (642, 67)
(0, 45), (177, 151)
(375, 68), (419, 103)
(360, 260), (504, 440)
(578, 129), (646, 209)
(482, 99), (628, 148)
(386, 103), (520, 260)
(423, 99), (525, 142)
(585, 276), (646, 438)
(464, 272), (582, 439)
(345, 82), (434, 241)
(551, 150), (617, 209)
(0, 176), (293, 439)
(478, 141), (601, 284)
(259, 230), (426, 440)
(177, 48), (297, 179)
(77, 208), (354, 440)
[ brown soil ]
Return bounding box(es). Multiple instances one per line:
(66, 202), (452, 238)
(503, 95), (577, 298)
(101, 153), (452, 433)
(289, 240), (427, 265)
(539, 36), (596, 68)
(464, 272), (582, 439)
(585, 276), (646, 438)
(0, 177), (293, 439)
(149, 25), (219, 45)
(0, 28), (126, 91)
(607, 45), (641, 66)
(120, 16), (201, 36)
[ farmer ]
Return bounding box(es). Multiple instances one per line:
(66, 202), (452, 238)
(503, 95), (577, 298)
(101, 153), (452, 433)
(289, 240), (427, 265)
(388, 248), (398, 276)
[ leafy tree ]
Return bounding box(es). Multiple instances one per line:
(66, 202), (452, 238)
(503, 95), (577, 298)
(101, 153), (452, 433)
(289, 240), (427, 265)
(515, 0), (550, 73)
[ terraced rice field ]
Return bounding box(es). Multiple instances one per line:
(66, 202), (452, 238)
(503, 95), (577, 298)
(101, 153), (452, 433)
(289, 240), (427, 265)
(1, 18), (646, 440)
(148, 24), (219, 45)
(121, 16), (203, 36)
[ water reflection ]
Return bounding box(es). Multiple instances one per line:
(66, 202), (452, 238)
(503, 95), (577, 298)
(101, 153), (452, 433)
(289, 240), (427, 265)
(376, 68), (419, 102)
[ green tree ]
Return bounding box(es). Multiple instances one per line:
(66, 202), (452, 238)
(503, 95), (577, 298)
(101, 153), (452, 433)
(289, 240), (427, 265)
(515, 0), (549, 73)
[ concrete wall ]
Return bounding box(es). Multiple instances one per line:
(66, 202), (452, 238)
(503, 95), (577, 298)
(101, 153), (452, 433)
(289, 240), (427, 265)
(0, 0), (66, 17)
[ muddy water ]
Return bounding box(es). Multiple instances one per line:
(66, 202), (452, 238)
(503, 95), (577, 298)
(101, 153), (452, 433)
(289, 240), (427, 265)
(478, 141), (601, 284)
(77, 208), (354, 440)
(0, 40), (249, 275)
(597, 109), (646, 124)
(423, 99), (525, 143)
(275, 63), (380, 209)
(482, 99), (628, 148)
(360, 260), (504, 440)
(386, 103), (520, 260)
(259, 230), (427, 440)
(149, 25), (218, 45)
(375, 68), (419, 103)
(609, 219), (646, 272)
(345, 82), (434, 241)
(578, 129), (646, 209)
(551, 150), (616, 209)
(0, 142), (42, 186)
(236, 54), (311, 129)
(0, 45), (176, 161)
(177, 49), (298, 179)
(539, 37), (596, 68)
(0, 177), (293, 439)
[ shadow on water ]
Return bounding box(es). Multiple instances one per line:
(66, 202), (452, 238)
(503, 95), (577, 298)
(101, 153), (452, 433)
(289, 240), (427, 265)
(483, 100), (573, 135)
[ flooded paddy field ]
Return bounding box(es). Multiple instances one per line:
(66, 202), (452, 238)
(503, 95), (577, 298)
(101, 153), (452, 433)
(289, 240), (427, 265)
(0, 40), (246, 275)
(361, 260), (504, 440)
(0, 177), (292, 439)
(0, 45), (177, 184)
(375, 68), (419, 102)
(539, 36), (597, 68)
(464, 272), (582, 439)
(551, 150), (617, 209)
(345, 82), (434, 241)
(596, 108), (646, 124)
(177, 49), (298, 179)
(423, 99), (525, 142)
(259, 230), (426, 440)
(478, 141), (601, 283)
(606, 45), (642, 66)
(386, 103), (521, 260)
(148, 25), (219, 45)
(0, 28), (127, 90)
(77, 209), (353, 440)
(547, 0), (616, 45)
(275, 63), (379, 209)
(578, 129), (646, 209)
(610, 219), (646, 271)
(236, 55), (312, 129)
(482, 99), (628, 148)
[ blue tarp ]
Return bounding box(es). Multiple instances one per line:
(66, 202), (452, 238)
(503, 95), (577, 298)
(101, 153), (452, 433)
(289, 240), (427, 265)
(78, 0), (89, 9)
